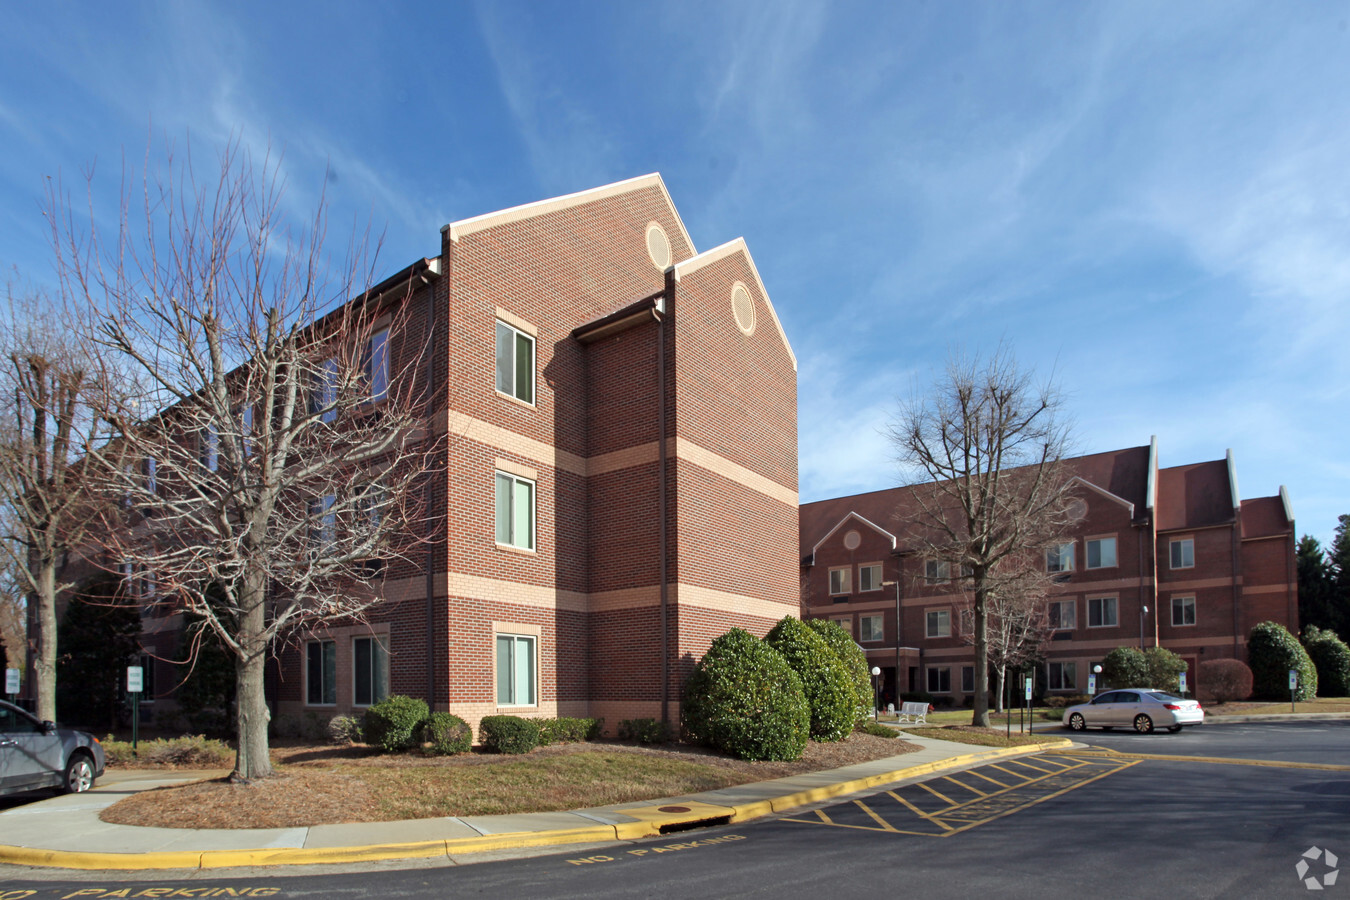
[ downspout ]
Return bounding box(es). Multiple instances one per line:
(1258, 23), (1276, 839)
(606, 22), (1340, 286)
(659, 271), (672, 728)
(425, 254), (445, 709)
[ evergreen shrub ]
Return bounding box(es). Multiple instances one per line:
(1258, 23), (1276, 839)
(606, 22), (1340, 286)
(362, 695), (429, 752)
(1248, 621), (1317, 700)
(1197, 658), (1252, 703)
(422, 712), (472, 755)
(479, 715), (540, 754)
(765, 616), (856, 742)
(807, 618), (873, 724)
(1303, 626), (1350, 697)
(681, 627), (809, 761)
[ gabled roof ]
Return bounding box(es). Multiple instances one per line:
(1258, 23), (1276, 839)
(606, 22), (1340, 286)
(808, 511), (897, 563)
(1240, 494), (1293, 539)
(673, 238), (797, 371)
(442, 173), (696, 257)
(1156, 459), (1235, 532)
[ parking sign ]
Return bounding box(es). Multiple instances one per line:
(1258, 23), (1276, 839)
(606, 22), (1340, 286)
(4, 668), (18, 694)
(127, 665), (143, 694)
(1179, 672), (1187, 693)
(1288, 669), (1298, 690)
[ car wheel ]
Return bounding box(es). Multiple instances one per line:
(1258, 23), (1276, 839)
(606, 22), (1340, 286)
(1166, 725), (1182, 734)
(1133, 714), (1154, 734)
(1068, 713), (1086, 731)
(63, 753), (95, 793)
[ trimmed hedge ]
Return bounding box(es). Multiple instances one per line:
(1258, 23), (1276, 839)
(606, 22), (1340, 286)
(479, 715), (541, 754)
(1304, 626), (1350, 697)
(422, 712), (472, 755)
(1198, 658), (1252, 703)
(808, 618), (873, 724)
(681, 627), (810, 761)
(1100, 647), (1148, 689)
(857, 721), (900, 738)
(327, 715), (363, 745)
(618, 718), (669, 743)
(765, 616), (856, 742)
(1249, 621), (1317, 701)
(537, 717), (602, 745)
(362, 695), (429, 752)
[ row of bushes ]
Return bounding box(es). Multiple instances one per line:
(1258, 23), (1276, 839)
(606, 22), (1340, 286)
(681, 617), (872, 763)
(346, 695), (606, 755)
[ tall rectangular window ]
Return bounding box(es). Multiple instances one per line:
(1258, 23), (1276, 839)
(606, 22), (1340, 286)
(859, 564), (883, 592)
(860, 615), (883, 642)
(495, 633), (536, 706)
(1049, 600), (1077, 630)
(1170, 538), (1194, 569)
(495, 472), (535, 550)
(315, 358), (340, 423)
(200, 424), (220, 471)
(1087, 537), (1117, 569)
(367, 328), (390, 401)
(926, 609), (950, 638)
(353, 636), (389, 706)
(238, 404), (254, 457)
(144, 457), (157, 495)
(306, 640), (336, 705)
(311, 495), (336, 554)
(829, 567), (851, 596)
(1049, 661), (1077, 691)
(1172, 596), (1196, 626)
(961, 666), (975, 693)
(495, 321), (534, 404)
(927, 667), (951, 693)
(1087, 597), (1118, 628)
(1046, 542), (1075, 573)
(925, 560), (951, 583)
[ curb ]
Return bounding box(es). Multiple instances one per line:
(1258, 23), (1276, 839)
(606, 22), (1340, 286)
(0, 739), (1072, 871)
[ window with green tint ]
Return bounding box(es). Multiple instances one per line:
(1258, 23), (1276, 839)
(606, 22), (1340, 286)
(495, 472), (534, 550)
(353, 636), (388, 706)
(1087, 537), (1116, 569)
(495, 320), (534, 404)
(496, 634), (536, 706)
(307, 640), (336, 705)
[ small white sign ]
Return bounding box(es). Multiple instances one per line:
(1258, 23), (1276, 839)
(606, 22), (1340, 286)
(1088, 673), (1097, 694)
(4, 668), (18, 694)
(126, 665), (144, 694)
(1289, 669), (1298, 691)
(1179, 672), (1188, 693)
(1024, 678), (1033, 701)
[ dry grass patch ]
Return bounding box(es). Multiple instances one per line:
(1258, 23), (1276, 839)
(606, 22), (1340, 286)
(1204, 697), (1350, 716)
(102, 733), (919, 829)
(908, 726), (1063, 748)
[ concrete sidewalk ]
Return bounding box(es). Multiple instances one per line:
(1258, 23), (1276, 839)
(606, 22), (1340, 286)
(0, 733), (1072, 871)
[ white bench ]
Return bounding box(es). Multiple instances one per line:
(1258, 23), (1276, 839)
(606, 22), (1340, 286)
(896, 701), (929, 725)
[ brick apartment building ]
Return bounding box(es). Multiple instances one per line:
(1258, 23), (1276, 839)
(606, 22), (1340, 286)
(800, 439), (1298, 704)
(112, 174), (799, 735)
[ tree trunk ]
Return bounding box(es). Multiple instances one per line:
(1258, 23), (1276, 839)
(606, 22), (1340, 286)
(972, 580), (992, 728)
(34, 560), (57, 722)
(231, 574), (272, 781)
(993, 666), (1005, 715)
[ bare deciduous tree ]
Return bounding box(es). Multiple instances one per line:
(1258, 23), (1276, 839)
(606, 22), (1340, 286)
(891, 346), (1072, 728)
(50, 142), (440, 780)
(0, 286), (112, 720)
(953, 563), (1054, 713)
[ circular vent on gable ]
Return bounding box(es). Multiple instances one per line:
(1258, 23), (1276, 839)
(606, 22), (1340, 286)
(731, 282), (755, 335)
(843, 530), (861, 550)
(646, 222), (671, 270)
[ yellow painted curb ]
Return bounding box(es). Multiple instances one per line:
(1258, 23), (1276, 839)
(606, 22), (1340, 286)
(0, 740), (1071, 871)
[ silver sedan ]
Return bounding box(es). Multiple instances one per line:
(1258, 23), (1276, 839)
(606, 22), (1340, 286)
(1063, 689), (1204, 734)
(0, 699), (107, 796)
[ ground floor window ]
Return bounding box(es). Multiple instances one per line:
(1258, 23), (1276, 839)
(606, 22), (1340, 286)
(961, 665), (975, 693)
(306, 640), (336, 705)
(496, 633), (537, 706)
(1048, 661), (1077, 691)
(926, 666), (951, 694)
(353, 636), (389, 706)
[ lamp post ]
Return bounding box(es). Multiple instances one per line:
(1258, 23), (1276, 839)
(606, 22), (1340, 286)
(883, 579), (901, 699)
(1139, 604), (1149, 650)
(871, 666), (882, 721)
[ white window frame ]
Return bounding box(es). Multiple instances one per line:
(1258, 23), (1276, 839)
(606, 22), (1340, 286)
(1086, 536), (1117, 570)
(860, 615), (883, 642)
(306, 639), (337, 706)
(367, 328), (390, 402)
(1171, 596), (1196, 627)
(828, 567), (851, 596)
(495, 471), (536, 551)
(1049, 599), (1077, 631)
(352, 636), (389, 707)
(859, 564), (883, 592)
(1087, 596), (1118, 628)
(927, 666), (952, 694)
(1048, 661), (1077, 691)
(1170, 538), (1195, 570)
(495, 633), (537, 707)
(925, 559), (951, 584)
(495, 320), (535, 405)
(926, 609), (951, 638)
(831, 616), (852, 635)
(1046, 542), (1075, 573)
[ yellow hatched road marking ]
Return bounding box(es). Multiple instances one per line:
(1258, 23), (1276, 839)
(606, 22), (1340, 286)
(854, 800), (900, 832)
(1003, 758), (1056, 776)
(917, 781), (957, 805)
(945, 777), (988, 797)
(966, 769), (1010, 789)
(885, 790), (954, 831)
(932, 760), (1139, 837)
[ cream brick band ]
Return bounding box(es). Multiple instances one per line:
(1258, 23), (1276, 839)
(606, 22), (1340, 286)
(445, 573), (792, 621)
(447, 411), (797, 507)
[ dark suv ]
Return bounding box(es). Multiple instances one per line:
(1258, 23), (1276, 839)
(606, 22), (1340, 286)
(0, 699), (106, 796)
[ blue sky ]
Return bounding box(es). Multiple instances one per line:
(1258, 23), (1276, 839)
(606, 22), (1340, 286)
(2, 1), (1346, 545)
